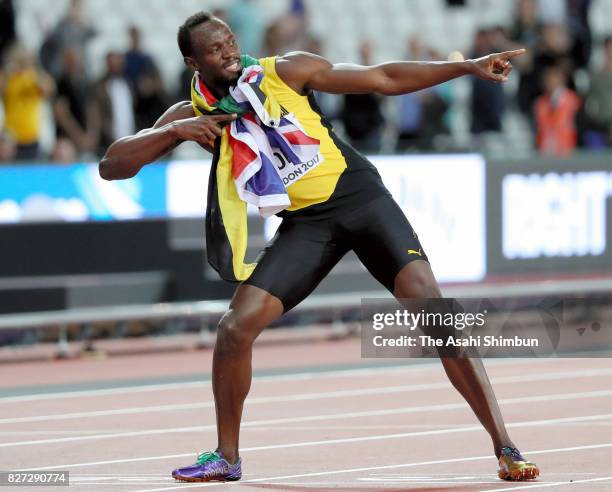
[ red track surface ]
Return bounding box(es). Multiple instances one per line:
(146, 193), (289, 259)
(1, 337), (611, 491)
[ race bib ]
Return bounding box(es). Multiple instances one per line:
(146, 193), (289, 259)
(272, 151), (324, 187)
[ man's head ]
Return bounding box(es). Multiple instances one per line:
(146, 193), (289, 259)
(105, 51), (125, 76)
(177, 12), (242, 91)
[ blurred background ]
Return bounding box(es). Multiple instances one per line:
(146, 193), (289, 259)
(1, 0), (611, 358)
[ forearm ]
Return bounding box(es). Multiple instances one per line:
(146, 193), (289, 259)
(99, 123), (180, 180)
(377, 60), (471, 95)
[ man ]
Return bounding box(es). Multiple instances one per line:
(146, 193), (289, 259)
(53, 47), (98, 156)
(94, 51), (135, 155)
(99, 12), (538, 483)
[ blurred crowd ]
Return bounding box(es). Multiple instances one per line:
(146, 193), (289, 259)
(0, 0), (610, 164)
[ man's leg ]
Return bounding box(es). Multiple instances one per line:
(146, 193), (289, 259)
(171, 284), (283, 482)
(172, 219), (348, 482)
(392, 260), (515, 455)
(213, 284), (284, 463)
(394, 261), (539, 480)
(350, 195), (537, 480)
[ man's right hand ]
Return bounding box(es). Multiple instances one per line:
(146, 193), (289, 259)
(99, 101), (230, 181)
(171, 114), (237, 147)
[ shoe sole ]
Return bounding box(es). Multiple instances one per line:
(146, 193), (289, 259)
(172, 473), (241, 482)
(498, 463), (540, 481)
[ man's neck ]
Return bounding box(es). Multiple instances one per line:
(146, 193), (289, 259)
(203, 77), (230, 100)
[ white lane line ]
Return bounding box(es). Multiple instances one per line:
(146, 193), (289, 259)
(32, 415), (612, 470)
(3, 367), (612, 424)
(2, 388), (611, 447)
(279, 482), (501, 485)
(0, 430), (137, 435)
(481, 475), (612, 491)
(0, 358), (578, 404)
(127, 443), (612, 492)
(5, 389), (612, 447)
(0, 365), (422, 404)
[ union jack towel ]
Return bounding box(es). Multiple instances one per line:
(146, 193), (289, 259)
(190, 57), (322, 282)
(192, 64), (321, 217)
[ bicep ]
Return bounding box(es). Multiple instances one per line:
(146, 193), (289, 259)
(278, 52), (389, 95)
(308, 63), (389, 94)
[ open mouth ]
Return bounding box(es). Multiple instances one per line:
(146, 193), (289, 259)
(224, 60), (241, 73)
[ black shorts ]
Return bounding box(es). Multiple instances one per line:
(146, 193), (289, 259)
(244, 194), (429, 312)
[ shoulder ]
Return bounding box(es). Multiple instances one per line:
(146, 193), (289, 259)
(274, 51), (331, 95)
(275, 51), (331, 75)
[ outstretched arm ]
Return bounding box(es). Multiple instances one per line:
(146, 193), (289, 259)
(277, 49), (525, 96)
(99, 101), (236, 180)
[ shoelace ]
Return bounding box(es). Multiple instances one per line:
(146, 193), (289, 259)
(196, 451), (221, 465)
(500, 446), (524, 461)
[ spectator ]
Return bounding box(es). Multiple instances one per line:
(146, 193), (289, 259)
(124, 25), (156, 90)
(510, 0), (541, 49)
(339, 42), (385, 153)
(470, 29), (505, 135)
(566, 0), (592, 69)
(0, 0), (16, 64)
(262, 23), (283, 58)
(396, 37), (450, 151)
(228, 0), (264, 56)
(39, 0), (97, 79)
(262, 0), (309, 56)
(535, 65), (580, 156)
(583, 36), (612, 148)
(284, 0), (309, 52)
(307, 37), (342, 121)
(134, 67), (168, 131)
(122, 25), (169, 131)
(0, 44), (55, 160)
(515, 23), (574, 123)
(53, 47), (97, 156)
(93, 51), (135, 154)
(537, 23), (574, 74)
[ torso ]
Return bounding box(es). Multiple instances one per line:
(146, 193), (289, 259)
(258, 56), (389, 219)
(3, 69), (42, 145)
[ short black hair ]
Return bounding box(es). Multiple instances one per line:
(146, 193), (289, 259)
(177, 11), (217, 58)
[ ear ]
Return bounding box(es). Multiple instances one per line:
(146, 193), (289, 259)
(184, 56), (197, 72)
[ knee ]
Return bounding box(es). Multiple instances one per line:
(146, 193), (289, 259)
(395, 270), (442, 299)
(215, 314), (256, 355)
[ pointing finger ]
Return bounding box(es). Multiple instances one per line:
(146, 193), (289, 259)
(500, 48), (526, 59)
(210, 114), (238, 122)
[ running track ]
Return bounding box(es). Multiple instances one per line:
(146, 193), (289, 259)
(1, 335), (611, 491)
